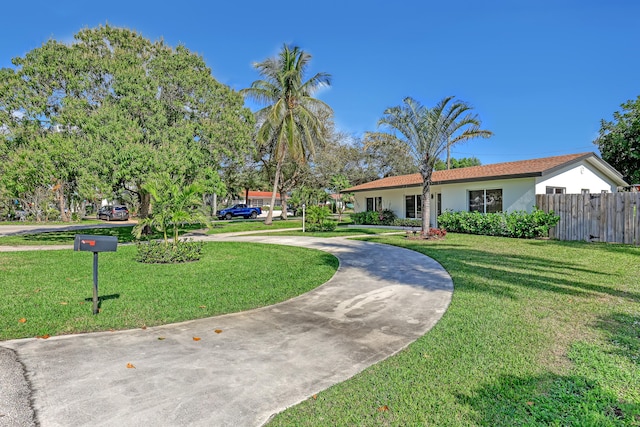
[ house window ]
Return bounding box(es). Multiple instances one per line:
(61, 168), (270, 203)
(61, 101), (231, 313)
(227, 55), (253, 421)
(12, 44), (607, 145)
(405, 195), (422, 218)
(366, 196), (382, 211)
(546, 187), (565, 194)
(469, 189), (502, 213)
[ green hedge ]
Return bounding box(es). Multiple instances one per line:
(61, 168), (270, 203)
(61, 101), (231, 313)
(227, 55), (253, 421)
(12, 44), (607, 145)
(350, 212), (422, 228)
(135, 239), (204, 263)
(350, 209), (397, 226)
(437, 209), (560, 239)
(392, 218), (422, 227)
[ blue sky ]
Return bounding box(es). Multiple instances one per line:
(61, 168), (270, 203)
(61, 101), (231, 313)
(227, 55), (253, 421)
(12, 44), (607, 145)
(1, 0), (639, 165)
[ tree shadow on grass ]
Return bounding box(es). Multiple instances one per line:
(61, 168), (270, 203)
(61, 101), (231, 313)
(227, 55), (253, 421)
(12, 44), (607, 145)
(391, 241), (640, 303)
(459, 372), (640, 426)
(18, 226), (137, 243)
(536, 239), (640, 257)
(355, 235), (639, 303)
(14, 224), (202, 244)
(596, 312), (640, 366)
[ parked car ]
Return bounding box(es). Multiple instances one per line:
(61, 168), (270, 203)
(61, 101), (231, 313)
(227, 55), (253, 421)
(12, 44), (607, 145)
(97, 205), (129, 221)
(216, 204), (262, 220)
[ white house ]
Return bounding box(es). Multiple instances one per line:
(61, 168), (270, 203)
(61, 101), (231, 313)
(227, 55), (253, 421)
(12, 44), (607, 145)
(345, 152), (627, 226)
(237, 191), (282, 207)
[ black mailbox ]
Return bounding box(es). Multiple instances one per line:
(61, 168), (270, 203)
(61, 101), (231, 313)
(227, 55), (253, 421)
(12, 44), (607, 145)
(74, 234), (118, 314)
(74, 235), (118, 252)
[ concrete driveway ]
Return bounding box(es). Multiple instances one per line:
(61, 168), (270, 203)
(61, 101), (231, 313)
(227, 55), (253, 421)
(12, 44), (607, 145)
(0, 235), (453, 426)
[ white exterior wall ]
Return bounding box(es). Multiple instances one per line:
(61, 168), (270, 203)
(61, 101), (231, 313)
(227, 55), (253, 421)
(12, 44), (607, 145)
(431, 178), (536, 212)
(429, 178), (536, 225)
(535, 160), (617, 194)
(353, 160), (622, 225)
(354, 178), (536, 224)
(353, 188), (411, 217)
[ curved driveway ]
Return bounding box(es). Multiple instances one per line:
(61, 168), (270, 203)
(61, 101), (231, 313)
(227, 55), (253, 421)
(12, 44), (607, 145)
(1, 235), (453, 427)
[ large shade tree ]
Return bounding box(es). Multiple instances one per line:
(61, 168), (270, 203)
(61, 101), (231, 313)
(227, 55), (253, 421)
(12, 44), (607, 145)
(434, 156), (482, 170)
(0, 25), (253, 221)
(76, 26), (254, 218)
(594, 96), (640, 185)
(362, 131), (419, 177)
(378, 96), (492, 231)
(241, 44), (332, 224)
(0, 41), (103, 221)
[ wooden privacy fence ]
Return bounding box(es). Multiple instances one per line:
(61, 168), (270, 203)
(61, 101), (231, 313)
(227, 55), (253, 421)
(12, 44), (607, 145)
(536, 193), (640, 245)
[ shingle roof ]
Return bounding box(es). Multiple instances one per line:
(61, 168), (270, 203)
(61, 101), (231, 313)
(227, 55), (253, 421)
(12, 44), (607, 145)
(345, 152), (599, 192)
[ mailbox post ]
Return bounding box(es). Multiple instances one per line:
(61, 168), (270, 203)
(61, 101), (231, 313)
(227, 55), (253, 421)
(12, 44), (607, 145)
(74, 235), (118, 314)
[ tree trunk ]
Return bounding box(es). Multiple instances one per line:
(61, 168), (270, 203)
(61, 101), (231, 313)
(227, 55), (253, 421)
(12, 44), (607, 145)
(280, 195), (288, 220)
(79, 200), (87, 219)
(55, 180), (71, 222)
(138, 190), (151, 219)
(419, 161), (434, 232)
(422, 181), (431, 232)
(265, 155), (283, 226)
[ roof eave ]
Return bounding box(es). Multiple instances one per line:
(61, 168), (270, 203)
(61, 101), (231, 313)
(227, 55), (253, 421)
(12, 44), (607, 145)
(432, 172), (540, 185)
(540, 152), (628, 186)
(350, 173), (542, 192)
(348, 183), (422, 193)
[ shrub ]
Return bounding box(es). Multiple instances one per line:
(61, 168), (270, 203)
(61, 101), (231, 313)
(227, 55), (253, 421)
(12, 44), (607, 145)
(378, 209), (397, 225)
(425, 228), (447, 239)
(306, 220), (337, 232)
(305, 205), (337, 232)
(392, 218), (422, 227)
(405, 227), (447, 240)
(350, 209), (397, 226)
(135, 239), (204, 263)
(437, 209), (560, 239)
(350, 211), (365, 225)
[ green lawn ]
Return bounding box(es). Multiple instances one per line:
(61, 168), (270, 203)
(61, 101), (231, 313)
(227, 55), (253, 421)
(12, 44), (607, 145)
(0, 218), (104, 226)
(0, 220), (301, 246)
(207, 218), (303, 234)
(0, 224), (145, 246)
(269, 234), (640, 426)
(0, 242), (338, 340)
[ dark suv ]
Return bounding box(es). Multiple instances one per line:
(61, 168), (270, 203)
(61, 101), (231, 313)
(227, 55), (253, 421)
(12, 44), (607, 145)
(97, 205), (129, 221)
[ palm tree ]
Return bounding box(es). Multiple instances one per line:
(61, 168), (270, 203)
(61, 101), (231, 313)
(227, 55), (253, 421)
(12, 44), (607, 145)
(378, 96), (492, 231)
(133, 174), (208, 244)
(241, 44), (332, 225)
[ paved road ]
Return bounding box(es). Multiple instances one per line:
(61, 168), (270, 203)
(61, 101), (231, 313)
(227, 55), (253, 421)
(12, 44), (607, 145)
(0, 234), (453, 426)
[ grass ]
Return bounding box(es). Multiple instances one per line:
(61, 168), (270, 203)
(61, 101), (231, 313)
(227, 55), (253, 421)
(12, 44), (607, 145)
(268, 233), (640, 426)
(0, 242), (338, 341)
(0, 218), (104, 226)
(0, 224), (144, 246)
(0, 220), (301, 246)
(207, 218), (303, 234)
